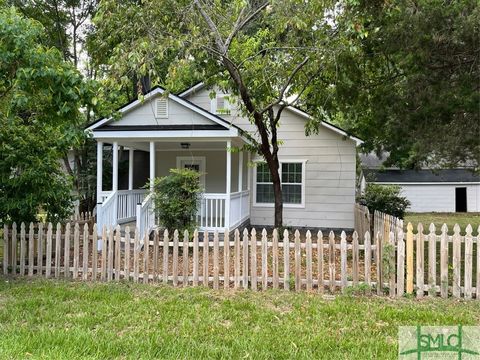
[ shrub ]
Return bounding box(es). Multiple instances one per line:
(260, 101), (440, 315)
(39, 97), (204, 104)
(358, 184), (410, 219)
(151, 168), (202, 232)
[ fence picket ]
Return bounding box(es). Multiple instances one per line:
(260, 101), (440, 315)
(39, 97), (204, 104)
(84, 223), (90, 280)
(143, 230), (149, 284)
(250, 228), (257, 291)
(295, 230), (301, 292)
(173, 230), (179, 287)
(262, 229), (268, 291)
(242, 229), (249, 289)
(406, 223), (414, 295)
(183, 230), (189, 286)
(107, 227), (114, 281)
(364, 231), (371, 294)
(55, 223), (61, 278)
(428, 223), (436, 297)
(124, 226), (131, 281)
(283, 229), (290, 291)
(317, 231), (324, 294)
(45, 223), (52, 278)
(20, 223), (26, 276)
(396, 229), (405, 297)
(193, 229), (199, 286)
(234, 229), (240, 289)
(464, 224), (473, 299)
(329, 231), (335, 293)
(3, 225), (8, 275)
(133, 228), (139, 283)
(213, 230), (219, 290)
(440, 224), (448, 298)
(223, 229), (230, 289)
(352, 231), (359, 286)
(476, 225), (480, 300)
(306, 230), (312, 291)
(340, 231), (347, 292)
(101, 226), (107, 281)
(12, 223), (17, 275)
(388, 231), (396, 298)
(73, 223), (80, 279)
(163, 229), (169, 284)
(37, 223), (43, 276)
(376, 231), (383, 295)
(272, 229), (279, 290)
(92, 224), (98, 281)
(416, 223), (425, 298)
(153, 229), (159, 282)
(203, 231), (209, 287)
(28, 223), (34, 277)
(452, 224), (461, 298)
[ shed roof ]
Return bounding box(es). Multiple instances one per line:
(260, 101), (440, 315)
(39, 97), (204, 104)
(364, 169), (480, 184)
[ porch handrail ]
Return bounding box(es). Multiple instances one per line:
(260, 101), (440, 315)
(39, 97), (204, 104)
(117, 189), (148, 223)
(96, 190), (117, 238)
(136, 193), (154, 239)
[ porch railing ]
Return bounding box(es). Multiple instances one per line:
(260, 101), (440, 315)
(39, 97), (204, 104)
(229, 190), (250, 229)
(137, 193), (155, 238)
(196, 191), (250, 230)
(117, 189), (147, 222)
(96, 190), (117, 239)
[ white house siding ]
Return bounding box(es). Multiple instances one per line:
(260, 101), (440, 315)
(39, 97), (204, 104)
(109, 95), (214, 127)
(398, 184), (480, 212)
(185, 88), (357, 229)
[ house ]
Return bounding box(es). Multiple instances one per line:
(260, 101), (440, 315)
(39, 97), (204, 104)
(360, 155), (480, 213)
(86, 84), (361, 235)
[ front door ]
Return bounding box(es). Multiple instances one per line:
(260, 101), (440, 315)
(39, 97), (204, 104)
(176, 156), (206, 189)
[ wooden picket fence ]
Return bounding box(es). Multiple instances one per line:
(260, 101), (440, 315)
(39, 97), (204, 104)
(0, 222), (479, 299)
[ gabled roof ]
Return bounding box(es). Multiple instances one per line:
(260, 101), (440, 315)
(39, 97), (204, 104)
(86, 86), (241, 135)
(364, 169), (480, 184)
(177, 82), (363, 145)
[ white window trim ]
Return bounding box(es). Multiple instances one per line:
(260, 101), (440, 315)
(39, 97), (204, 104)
(155, 98), (169, 119)
(210, 94), (231, 115)
(176, 156), (206, 189)
(253, 159), (307, 209)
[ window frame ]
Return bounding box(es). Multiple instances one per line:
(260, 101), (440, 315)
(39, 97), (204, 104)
(210, 93), (231, 115)
(253, 159), (307, 209)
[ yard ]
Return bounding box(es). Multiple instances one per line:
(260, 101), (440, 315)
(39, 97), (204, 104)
(0, 279), (479, 359)
(404, 212), (480, 233)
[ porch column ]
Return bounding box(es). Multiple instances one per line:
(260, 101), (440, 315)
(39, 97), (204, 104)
(247, 152), (251, 191)
(225, 140), (232, 229)
(149, 141), (155, 191)
(238, 151), (243, 191)
(128, 148), (134, 190)
(112, 141), (118, 192)
(96, 141), (103, 202)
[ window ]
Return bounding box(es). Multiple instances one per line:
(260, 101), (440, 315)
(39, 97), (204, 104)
(211, 94), (231, 114)
(255, 161), (306, 207)
(155, 98), (168, 118)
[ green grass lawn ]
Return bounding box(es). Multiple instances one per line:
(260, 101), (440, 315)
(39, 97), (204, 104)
(404, 212), (480, 233)
(0, 279), (479, 359)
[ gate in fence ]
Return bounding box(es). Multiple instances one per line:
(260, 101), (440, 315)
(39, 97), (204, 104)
(1, 222), (479, 299)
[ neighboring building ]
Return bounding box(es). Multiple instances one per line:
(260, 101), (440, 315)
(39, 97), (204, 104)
(86, 84), (362, 234)
(361, 167), (480, 213)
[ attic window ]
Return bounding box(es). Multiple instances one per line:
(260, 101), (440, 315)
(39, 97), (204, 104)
(155, 98), (168, 118)
(211, 94), (231, 115)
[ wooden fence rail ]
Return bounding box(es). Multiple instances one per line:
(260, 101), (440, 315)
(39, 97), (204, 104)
(1, 222), (479, 299)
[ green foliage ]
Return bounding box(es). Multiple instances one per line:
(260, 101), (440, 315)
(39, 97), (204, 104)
(359, 184), (410, 219)
(0, 6), (97, 223)
(151, 168), (202, 232)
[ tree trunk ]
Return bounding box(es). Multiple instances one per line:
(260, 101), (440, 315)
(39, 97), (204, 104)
(263, 151), (283, 228)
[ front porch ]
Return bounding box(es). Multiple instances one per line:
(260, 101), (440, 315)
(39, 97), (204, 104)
(95, 139), (251, 236)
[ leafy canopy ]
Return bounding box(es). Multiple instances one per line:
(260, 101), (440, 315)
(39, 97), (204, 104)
(0, 6), (96, 223)
(358, 184), (410, 219)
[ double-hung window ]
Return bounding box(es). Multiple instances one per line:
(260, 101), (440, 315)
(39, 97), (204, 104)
(255, 161), (306, 207)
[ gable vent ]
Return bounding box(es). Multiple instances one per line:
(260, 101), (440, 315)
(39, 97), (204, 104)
(155, 98), (168, 118)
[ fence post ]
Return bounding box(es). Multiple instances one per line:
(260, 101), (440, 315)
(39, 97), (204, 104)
(283, 229), (290, 291)
(452, 224), (461, 298)
(375, 231), (383, 295)
(184, 230), (190, 287)
(406, 223), (414, 295)
(203, 230), (209, 287)
(416, 223), (424, 298)
(364, 231), (371, 294)
(233, 229), (240, 289)
(352, 231), (359, 287)
(173, 230), (180, 287)
(101, 226), (107, 281)
(242, 228), (249, 289)
(84, 223), (90, 281)
(440, 224), (448, 298)
(294, 230), (301, 292)
(92, 224), (98, 281)
(250, 228), (257, 291)
(212, 230), (219, 290)
(54, 223), (61, 278)
(163, 229), (169, 284)
(328, 231), (335, 293)
(153, 229), (159, 282)
(28, 223), (34, 277)
(20, 223), (26, 276)
(464, 224), (473, 299)
(428, 223), (437, 297)
(317, 231), (324, 294)
(143, 229), (149, 284)
(340, 231), (347, 292)
(396, 229), (405, 298)
(261, 229), (268, 291)
(306, 230), (312, 292)
(193, 229), (199, 286)
(133, 227), (139, 283)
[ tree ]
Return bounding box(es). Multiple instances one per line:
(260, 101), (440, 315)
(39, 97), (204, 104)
(0, 6), (96, 223)
(306, 0), (479, 169)
(93, 0), (355, 227)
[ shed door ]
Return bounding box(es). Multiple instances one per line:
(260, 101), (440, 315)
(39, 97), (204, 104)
(455, 187), (467, 212)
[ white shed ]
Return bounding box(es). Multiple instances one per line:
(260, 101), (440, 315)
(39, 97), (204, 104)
(363, 169), (480, 213)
